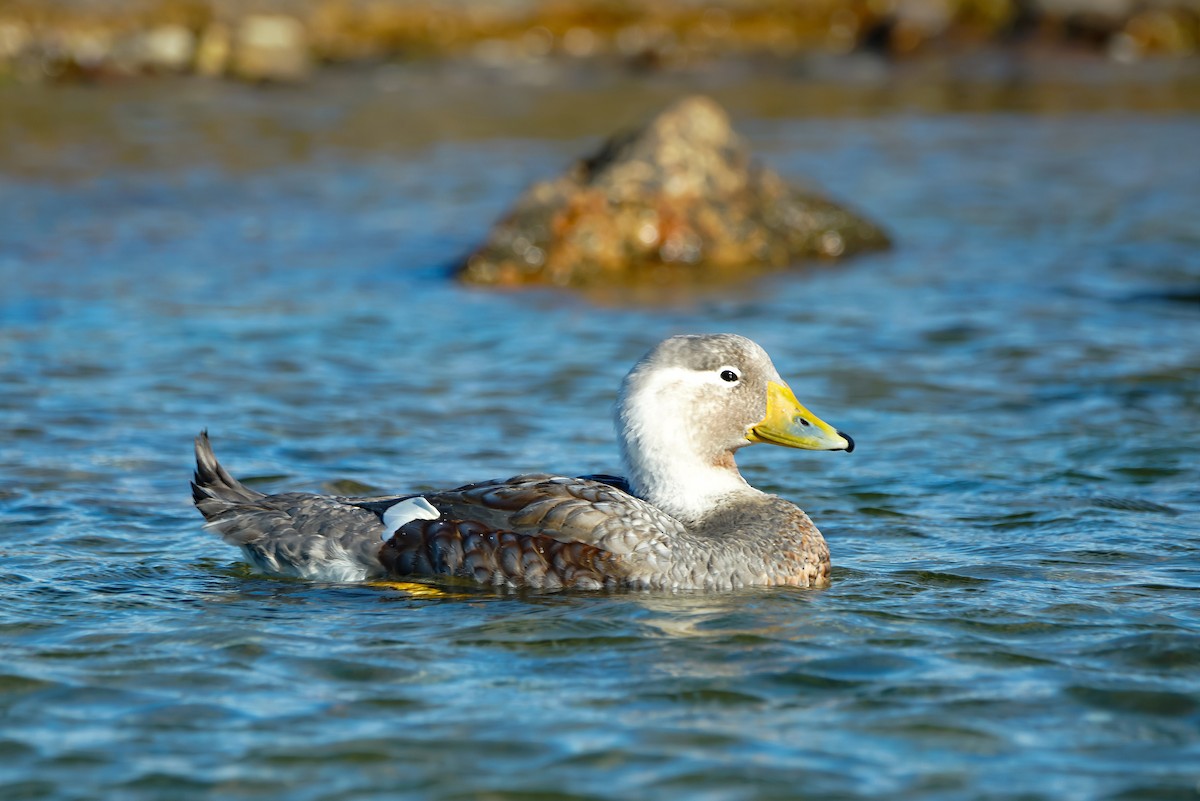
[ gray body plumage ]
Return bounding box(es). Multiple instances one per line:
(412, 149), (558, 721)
(191, 334), (848, 590)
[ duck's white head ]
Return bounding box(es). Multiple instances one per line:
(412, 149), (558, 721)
(615, 333), (853, 523)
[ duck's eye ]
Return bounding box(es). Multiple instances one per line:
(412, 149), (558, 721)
(719, 369), (739, 383)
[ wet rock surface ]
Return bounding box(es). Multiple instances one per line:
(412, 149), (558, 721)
(457, 95), (890, 288)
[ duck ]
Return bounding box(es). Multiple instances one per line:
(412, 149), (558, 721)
(192, 333), (853, 590)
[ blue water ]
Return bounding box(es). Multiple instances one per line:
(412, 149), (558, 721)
(1, 77), (1199, 800)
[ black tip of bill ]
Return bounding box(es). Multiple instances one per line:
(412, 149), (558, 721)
(838, 431), (855, 453)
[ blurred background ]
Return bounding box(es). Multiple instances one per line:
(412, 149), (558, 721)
(2, 2), (1199, 801)
(3, 0), (1200, 81)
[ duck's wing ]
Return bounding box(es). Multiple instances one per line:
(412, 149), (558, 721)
(377, 518), (622, 590)
(384, 473), (685, 557)
(363, 474), (687, 589)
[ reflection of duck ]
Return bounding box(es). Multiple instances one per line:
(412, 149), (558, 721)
(192, 334), (853, 590)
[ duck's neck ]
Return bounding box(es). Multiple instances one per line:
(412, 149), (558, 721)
(619, 423), (761, 525)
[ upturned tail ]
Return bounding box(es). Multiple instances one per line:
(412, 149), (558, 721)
(191, 430), (263, 520)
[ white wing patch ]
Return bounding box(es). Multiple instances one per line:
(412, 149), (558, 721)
(381, 497), (441, 538)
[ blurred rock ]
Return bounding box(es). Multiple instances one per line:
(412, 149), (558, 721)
(61, 28), (113, 72)
(457, 96), (890, 288)
(1121, 8), (1196, 57)
(894, 0), (954, 51)
(0, 20), (30, 61)
(232, 14), (310, 82)
(195, 23), (232, 77)
(141, 24), (195, 72)
(1034, 0), (1134, 15)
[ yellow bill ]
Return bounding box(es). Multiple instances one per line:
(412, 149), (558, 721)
(747, 381), (854, 452)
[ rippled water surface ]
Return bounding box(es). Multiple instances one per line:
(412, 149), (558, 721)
(2, 70), (1199, 800)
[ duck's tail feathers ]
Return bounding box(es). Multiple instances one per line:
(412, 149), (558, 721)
(192, 431), (264, 518)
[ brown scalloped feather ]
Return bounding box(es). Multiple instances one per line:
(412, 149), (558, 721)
(378, 519), (624, 590)
(420, 474), (683, 558)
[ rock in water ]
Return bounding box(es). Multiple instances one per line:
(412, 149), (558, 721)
(232, 15), (310, 82)
(457, 96), (889, 288)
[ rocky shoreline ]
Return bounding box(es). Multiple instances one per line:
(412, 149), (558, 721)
(2, 1), (1197, 83)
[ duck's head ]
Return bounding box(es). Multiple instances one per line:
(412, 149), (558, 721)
(615, 334), (852, 519)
